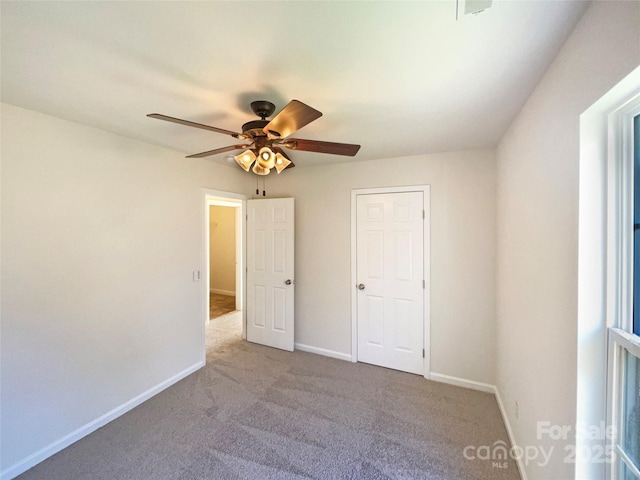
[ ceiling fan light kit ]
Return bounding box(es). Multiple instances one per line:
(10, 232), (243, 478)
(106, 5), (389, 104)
(274, 153), (291, 173)
(148, 99), (360, 176)
(257, 147), (276, 169)
(235, 150), (256, 171)
(251, 163), (270, 176)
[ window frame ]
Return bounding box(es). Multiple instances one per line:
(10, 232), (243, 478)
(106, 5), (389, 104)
(606, 96), (640, 480)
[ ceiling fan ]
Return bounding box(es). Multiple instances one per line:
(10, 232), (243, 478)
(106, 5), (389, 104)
(148, 100), (361, 175)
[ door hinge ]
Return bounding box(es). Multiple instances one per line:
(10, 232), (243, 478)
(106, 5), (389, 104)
(422, 209), (425, 219)
(422, 279), (425, 289)
(422, 349), (425, 358)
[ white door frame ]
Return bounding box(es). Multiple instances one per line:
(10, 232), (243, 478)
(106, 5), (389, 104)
(350, 185), (431, 378)
(201, 188), (247, 365)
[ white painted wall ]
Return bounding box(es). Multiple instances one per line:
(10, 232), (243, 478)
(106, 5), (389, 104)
(209, 205), (236, 295)
(495, 2), (640, 479)
(0, 105), (496, 477)
(10, 6), (637, 476)
(0, 104), (253, 476)
(265, 148), (497, 385)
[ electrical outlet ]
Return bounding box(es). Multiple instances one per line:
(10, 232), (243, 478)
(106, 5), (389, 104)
(515, 401), (519, 419)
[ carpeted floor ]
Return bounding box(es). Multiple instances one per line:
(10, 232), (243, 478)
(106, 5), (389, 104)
(17, 312), (521, 479)
(210, 293), (236, 319)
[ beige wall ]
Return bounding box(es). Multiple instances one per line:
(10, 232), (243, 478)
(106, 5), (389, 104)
(495, 2), (640, 479)
(209, 205), (236, 295)
(266, 148), (497, 385)
(0, 104), (253, 473)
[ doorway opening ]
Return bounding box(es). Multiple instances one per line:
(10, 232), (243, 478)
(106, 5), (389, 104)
(202, 189), (246, 363)
(209, 204), (239, 319)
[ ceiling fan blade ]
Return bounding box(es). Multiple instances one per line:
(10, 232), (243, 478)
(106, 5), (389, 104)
(148, 113), (246, 139)
(263, 100), (322, 139)
(271, 146), (291, 160)
(282, 138), (361, 156)
(186, 144), (250, 158)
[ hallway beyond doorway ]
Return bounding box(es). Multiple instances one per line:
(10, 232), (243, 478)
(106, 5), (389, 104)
(210, 293), (235, 319)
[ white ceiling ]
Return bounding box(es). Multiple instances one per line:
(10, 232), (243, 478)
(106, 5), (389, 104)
(1, 1), (589, 168)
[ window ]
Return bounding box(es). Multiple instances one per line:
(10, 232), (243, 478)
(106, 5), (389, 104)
(608, 106), (640, 479)
(634, 114), (640, 337)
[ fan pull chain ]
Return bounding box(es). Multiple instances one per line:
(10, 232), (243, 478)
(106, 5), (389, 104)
(263, 178), (266, 197)
(256, 178), (259, 196)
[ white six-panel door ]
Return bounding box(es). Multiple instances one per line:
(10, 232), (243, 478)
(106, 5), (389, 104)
(356, 191), (424, 374)
(246, 198), (295, 351)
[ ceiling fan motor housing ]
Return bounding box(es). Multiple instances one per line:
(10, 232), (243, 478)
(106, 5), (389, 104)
(241, 119), (270, 138)
(243, 100), (277, 137)
(250, 100), (276, 120)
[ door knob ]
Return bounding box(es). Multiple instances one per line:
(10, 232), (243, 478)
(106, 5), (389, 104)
(358, 284), (365, 290)
(285, 279), (292, 285)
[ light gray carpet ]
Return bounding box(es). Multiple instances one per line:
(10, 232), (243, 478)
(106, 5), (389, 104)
(17, 312), (520, 479)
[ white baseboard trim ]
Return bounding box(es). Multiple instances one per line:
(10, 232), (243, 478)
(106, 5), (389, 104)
(0, 361), (204, 480)
(294, 343), (352, 362)
(494, 387), (527, 480)
(209, 288), (235, 296)
(429, 372), (496, 393)
(428, 373), (525, 479)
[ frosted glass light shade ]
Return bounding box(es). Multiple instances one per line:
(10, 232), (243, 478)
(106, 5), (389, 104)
(235, 150), (256, 171)
(252, 163), (270, 176)
(256, 147), (276, 169)
(274, 153), (291, 173)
